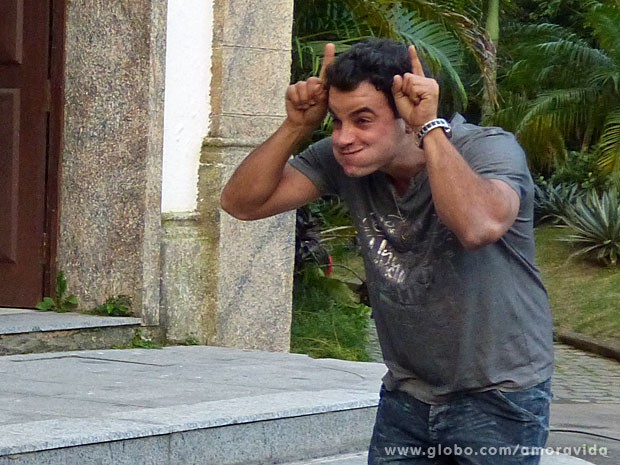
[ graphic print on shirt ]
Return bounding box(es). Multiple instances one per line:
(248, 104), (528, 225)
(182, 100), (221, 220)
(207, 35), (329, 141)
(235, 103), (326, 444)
(358, 208), (460, 308)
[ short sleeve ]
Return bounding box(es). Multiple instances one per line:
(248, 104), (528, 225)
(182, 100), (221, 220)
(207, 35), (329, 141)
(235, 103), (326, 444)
(451, 118), (531, 200)
(288, 137), (341, 196)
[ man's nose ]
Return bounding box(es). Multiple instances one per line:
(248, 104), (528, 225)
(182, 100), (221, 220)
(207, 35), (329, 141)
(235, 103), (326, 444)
(334, 124), (355, 146)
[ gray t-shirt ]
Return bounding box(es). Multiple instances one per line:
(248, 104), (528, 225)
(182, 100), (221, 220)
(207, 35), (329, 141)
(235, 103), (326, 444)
(289, 114), (554, 404)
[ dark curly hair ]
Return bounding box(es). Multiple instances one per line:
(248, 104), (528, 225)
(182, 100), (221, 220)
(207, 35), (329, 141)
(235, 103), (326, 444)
(325, 38), (413, 117)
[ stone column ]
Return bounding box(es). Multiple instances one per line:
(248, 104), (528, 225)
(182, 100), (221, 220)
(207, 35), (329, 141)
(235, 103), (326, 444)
(160, 0), (296, 351)
(59, 0), (166, 325)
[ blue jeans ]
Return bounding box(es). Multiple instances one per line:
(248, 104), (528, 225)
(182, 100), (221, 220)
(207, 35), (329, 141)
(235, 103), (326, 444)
(368, 380), (551, 465)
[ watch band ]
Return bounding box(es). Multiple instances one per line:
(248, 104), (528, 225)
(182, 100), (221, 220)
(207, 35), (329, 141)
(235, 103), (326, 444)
(416, 118), (452, 147)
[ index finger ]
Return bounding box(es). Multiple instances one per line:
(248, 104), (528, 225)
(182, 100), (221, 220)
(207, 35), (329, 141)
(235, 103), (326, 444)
(408, 45), (425, 77)
(318, 43), (336, 81)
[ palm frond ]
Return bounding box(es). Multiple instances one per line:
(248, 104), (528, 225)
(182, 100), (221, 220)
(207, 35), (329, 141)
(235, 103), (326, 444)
(598, 109), (620, 177)
(588, 2), (620, 61)
(535, 40), (612, 70)
(384, 6), (467, 111)
(517, 116), (568, 174)
(519, 87), (603, 139)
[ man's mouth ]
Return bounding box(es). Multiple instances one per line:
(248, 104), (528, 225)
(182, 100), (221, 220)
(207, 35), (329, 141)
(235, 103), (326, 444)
(339, 148), (363, 156)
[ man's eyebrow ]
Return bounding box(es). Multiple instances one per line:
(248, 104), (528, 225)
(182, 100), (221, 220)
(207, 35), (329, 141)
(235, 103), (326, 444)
(329, 107), (378, 118)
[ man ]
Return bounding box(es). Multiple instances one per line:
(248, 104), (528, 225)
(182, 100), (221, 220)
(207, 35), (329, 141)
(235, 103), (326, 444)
(221, 38), (554, 464)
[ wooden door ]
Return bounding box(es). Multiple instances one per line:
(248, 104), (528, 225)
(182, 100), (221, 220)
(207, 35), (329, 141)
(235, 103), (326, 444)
(0, 0), (51, 307)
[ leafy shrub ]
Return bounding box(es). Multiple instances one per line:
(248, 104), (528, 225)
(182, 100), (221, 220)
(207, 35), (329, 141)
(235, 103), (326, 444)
(36, 271), (79, 313)
(295, 206), (332, 275)
(550, 151), (606, 190)
(534, 179), (582, 225)
(559, 187), (620, 266)
(295, 197), (357, 275)
(293, 197), (370, 361)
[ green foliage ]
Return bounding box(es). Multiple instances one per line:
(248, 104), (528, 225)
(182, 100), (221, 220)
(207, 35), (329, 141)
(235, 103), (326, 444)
(91, 295), (133, 317)
(35, 271), (79, 313)
(493, 2), (620, 178)
(131, 329), (161, 349)
(308, 196), (353, 229)
(550, 151), (606, 189)
(559, 187), (620, 266)
(295, 205), (332, 275)
(534, 180), (582, 225)
(291, 265), (371, 361)
(295, 196), (357, 275)
(598, 109), (620, 183)
(509, 0), (593, 31)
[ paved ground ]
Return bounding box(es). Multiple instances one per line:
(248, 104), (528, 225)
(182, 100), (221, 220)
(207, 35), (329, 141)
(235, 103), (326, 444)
(548, 344), (620, 465)
(553, 343), (620, 403)
(0, 345), (385, 464)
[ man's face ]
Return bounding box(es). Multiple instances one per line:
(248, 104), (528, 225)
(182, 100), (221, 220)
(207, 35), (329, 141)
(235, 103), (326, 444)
(329, 81), (408, 178)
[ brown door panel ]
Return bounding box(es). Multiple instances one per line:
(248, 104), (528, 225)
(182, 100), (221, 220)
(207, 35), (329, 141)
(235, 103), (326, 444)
(0, 89), (20, 264)
(0, 0), (50, 307)
(0, 0), (24, 65)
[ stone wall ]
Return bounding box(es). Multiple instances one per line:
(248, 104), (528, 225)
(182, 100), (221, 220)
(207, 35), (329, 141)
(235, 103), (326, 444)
(58, 0), (295, 350)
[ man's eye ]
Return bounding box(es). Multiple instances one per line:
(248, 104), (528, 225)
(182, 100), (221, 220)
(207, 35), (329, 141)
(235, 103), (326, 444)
(357, 118), (372, 125)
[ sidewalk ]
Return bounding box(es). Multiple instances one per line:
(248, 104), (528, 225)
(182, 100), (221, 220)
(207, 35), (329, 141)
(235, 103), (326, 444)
(547, 343), (620, 465)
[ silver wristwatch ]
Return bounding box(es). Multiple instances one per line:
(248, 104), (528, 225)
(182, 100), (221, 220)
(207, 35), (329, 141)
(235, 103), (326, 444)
(416, 118), (452, 147)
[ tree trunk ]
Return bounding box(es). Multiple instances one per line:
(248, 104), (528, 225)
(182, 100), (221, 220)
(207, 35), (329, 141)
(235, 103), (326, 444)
(481, 0), (499, 121)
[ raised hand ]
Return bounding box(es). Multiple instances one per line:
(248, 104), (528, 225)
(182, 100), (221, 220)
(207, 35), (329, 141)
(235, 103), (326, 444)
(391, 46), (440, 130)
(285, 43), (335, 130)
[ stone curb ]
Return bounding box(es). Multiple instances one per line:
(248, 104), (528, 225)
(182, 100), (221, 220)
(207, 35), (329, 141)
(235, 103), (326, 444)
(555, 330), (620, 363)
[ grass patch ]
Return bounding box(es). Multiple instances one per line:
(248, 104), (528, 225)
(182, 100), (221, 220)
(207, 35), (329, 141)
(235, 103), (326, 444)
(291, 266), (371, 361)
(535, 225), (620, 337)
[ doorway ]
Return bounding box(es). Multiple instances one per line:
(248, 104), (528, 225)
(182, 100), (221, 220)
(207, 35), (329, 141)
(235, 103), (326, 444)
(0, 0), (63, 307)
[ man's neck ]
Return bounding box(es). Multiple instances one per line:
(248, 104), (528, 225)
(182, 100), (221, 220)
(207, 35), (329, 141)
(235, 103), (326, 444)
(382, 144), (426, 196)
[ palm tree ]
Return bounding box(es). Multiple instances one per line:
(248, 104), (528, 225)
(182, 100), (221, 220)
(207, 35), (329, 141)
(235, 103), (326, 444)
(292, 0), (495, 117)
(491, 1), (620, 180)
(482, 0), (500, 119)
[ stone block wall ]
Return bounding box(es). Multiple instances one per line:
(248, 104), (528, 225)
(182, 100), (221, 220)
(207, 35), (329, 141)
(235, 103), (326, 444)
(160, 0), (296, 351)
(59, 0), (166, 325)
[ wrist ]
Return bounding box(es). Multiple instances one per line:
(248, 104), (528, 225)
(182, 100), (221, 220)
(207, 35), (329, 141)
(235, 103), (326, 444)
(416, 118), (452, 148)
(282, 118), (316, 143)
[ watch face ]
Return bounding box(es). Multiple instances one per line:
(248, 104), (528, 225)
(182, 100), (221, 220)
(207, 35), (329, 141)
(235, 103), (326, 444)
(417, 119), (451, 146)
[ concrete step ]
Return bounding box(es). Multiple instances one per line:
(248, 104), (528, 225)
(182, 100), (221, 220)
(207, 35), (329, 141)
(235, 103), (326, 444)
(0, 308), (141, 355)
(0, 392), (377, 465)
(0, 346), (384, 465)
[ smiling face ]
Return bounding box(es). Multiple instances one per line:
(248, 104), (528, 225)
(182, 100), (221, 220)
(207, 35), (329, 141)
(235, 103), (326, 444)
(329, 82), (411, 178)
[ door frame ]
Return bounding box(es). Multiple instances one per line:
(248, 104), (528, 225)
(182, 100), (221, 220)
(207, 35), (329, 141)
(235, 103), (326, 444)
(43, 0), (66, 297)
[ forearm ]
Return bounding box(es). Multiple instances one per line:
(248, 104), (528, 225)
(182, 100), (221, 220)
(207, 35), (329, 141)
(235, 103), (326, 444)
(220, 119), (313, 218)
(422, 130), (519, 249)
